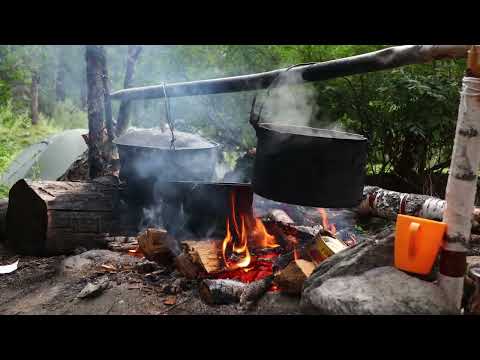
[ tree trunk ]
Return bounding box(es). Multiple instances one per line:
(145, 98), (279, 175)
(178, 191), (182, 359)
(30, 72), (39, 125)
(5, 179), (138, 255)
(80, 78), (87, 110)
(116, 45), (143, 136)
(86, 45), (106, 179)
(438, 46), (480, 311)
(55, 46), (67, 102)
(0, 198), (7, 243)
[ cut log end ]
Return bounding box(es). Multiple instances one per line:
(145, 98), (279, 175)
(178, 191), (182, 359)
(274, 259), (315, 295)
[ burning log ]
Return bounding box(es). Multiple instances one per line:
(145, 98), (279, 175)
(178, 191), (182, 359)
(182, 240), (223, 274)
(199, 279), (246, 305)
(359, 186), (480, 232)
(273, 259), (315, 295)
(137, 228), (174, 264)
(240, 275), (274, 306)
(5, 179), (138, 255)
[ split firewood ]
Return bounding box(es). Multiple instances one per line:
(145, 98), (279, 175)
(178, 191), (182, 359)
(174, 253), (201, 279)
(240, 275), (274, 306)
(307, 235), (348, 265)
(199, 279), (247, 305)
(182, 240), (223, 274)
(137, 228), (174, 264)
(359, 186), (480, 232)
(273, 259), (315, 295)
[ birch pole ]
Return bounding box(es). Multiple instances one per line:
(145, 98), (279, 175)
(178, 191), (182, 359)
(438, 46), (480, 311)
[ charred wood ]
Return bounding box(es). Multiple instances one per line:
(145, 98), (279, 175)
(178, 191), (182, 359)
(240, 275), (274, 306)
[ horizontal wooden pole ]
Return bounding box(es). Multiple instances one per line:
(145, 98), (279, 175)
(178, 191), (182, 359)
(110, 45), (471, 102)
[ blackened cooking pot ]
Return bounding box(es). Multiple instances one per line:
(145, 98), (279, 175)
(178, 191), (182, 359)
(250, 64), (368, 208)
(113, 130), (219, 206)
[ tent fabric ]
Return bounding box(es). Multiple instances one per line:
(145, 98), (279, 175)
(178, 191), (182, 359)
(0, 129), (87, 186)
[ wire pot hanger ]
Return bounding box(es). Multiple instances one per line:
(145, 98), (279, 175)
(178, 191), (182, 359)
(161, 82), (176, 150)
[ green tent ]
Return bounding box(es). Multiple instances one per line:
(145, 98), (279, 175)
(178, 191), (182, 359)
(1, 129), (87, 186)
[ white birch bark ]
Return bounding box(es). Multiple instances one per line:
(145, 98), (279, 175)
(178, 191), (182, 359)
(440, 75), (480, 310)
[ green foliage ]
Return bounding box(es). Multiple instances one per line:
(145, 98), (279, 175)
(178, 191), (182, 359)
(49, 99), (87, 130)
(0, 101), (59, 196)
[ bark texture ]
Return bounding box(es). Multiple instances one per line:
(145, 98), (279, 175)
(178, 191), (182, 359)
(86, 45), (107, 179)
(116, 45), (143, 136)
(439, 71), (480, 310)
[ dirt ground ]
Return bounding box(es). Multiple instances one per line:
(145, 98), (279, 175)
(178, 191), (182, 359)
(0, 244), (303, 315)
(0, 215), (394, 315)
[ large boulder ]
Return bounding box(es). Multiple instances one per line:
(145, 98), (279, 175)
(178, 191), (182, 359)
(303, 234), (395, 295)
(302, 266), (456, 315)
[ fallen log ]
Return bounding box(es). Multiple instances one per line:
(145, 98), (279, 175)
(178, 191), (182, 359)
(6, 179), (138, 255)
(199, 279), (246, 305)
(273, 259), (315, 295)
(359, 186), (480, 233)
(0, 198), (7, 243)
(182, 240), (223, 274)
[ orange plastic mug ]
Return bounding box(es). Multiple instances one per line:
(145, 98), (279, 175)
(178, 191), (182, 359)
(394, 214), (447, 275)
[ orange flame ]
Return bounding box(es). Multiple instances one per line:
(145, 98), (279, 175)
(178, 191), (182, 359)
(221, 190), (277, 270)
(318, 208), (336, 235)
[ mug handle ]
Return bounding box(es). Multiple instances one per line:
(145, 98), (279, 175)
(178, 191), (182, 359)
(408, 222), (421, 259)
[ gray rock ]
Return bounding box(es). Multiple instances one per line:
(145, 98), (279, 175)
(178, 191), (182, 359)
(77, 276), (110, 299)
(302, 267), (456, 315)
(303, 235), (395, 297)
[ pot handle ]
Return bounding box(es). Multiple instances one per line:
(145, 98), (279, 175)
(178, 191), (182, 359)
(161, 82), (176, 150)
(249, 62), (317, 130)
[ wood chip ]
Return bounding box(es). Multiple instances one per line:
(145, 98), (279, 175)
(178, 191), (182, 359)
(163, 295), (177, 305)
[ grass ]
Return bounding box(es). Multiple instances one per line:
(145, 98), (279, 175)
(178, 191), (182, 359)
(0, 102), (63, 197)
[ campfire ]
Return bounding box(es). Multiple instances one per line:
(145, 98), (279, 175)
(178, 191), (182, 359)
(132, 186), (357, 306)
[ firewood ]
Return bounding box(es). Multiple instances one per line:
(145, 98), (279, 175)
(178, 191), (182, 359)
(307, 235), (348, 265)
(273, 259), (315, 295)
(359, 186), (480, 233)
(137, 228), (173, 264)
(6, 179), (138, 255)
(240, 275), (274, 306)
(267, 209), (294, 224)
(199, 279), (246, 305)
(174, 253), (201, 279)
(182, 240), (223, 274)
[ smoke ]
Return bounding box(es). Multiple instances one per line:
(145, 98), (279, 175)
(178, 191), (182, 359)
(260, 71), (319, 128)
